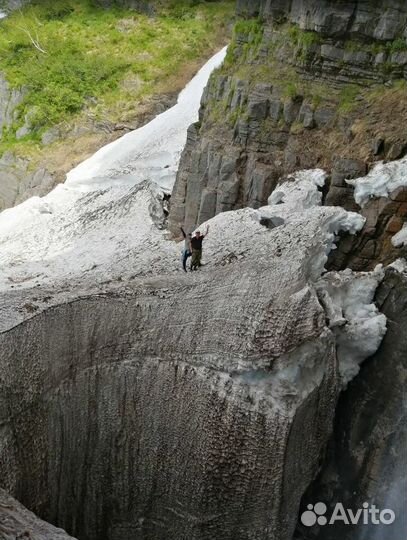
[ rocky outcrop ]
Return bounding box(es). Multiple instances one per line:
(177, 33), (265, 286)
(0, 152), (56, 210)
(328, 187), (407, 271)
(0, 489), (76, 540)
(169, 0), (407, 234)
(295, 267), (407, 540)
(0, 0), (30, 14)
(0, 74), (26, 133)
(237, 0), (407, 40)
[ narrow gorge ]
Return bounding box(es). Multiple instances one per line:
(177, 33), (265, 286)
(0, 1), (406, 540)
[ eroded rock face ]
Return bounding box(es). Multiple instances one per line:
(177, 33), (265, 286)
(295, 267), (407, 540)
(0, 250), (339, 540)
(237, 0), (407, 40)
(169, 0), (407, 234)
(328, 187), (407, 271)
(0, 489), (76, 540)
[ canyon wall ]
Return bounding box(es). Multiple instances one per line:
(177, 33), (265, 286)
(295, 267), (407, 540)
(169, 0), (407, 244)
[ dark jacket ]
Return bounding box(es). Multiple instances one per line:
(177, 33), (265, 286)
(191, 235), (204, 250)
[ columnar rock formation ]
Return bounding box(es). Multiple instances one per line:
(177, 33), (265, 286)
(169, 0), (407, 241)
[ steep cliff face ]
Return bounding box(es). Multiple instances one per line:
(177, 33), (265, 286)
(295, 266), (407, 540)
(169, 0), (407, 240)
(0, 260), (338, 540)
(0, 150), (386, 539)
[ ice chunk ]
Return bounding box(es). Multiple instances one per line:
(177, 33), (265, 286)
(392, 223), (407, 247)
(347, 155), (407, 207)
(316, 266), (387, 385)
(267, 168), (327, 210)
(389, 258), (407, 273)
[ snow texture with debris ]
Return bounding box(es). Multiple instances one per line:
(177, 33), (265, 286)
(316, 266), (386, 385)
(347, 155), (407, 207)
(0, 50), (387, 383)
(66, 47), (228, 192)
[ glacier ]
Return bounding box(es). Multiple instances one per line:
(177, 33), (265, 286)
(0, 46), (401, 540)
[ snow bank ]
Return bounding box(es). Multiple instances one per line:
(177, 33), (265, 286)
(255, 170), (365, 280)
(66, 47), (227, 191)
(347, 155), (407, 207)
(392, 223), (407, 247)
(0, 49), (227, 291)
(316, 266), (387, 385)
(267, 169), (327, 210)
(389, 258), (407, 273)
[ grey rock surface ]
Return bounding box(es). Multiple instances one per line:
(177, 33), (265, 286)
(0, 74), (26, 133)
(0, 152), (57, 210)
(237, 0), (407, 40)
(0, 488), (77, 540)
(169, 0), (407, 235)
(295, 268), (407, 540)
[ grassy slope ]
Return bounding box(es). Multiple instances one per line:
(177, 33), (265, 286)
(0, 0), (234, 158)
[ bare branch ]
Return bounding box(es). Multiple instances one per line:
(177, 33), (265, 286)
(17, 25), (47, 54)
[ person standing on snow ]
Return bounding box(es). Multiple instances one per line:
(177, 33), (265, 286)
(180, 227), (192, 272)
(190, 226), (209, 271)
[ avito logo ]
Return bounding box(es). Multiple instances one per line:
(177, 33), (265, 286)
(301, 502), (396, 527)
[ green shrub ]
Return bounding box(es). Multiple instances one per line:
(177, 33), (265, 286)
(0, 0), (234, 152)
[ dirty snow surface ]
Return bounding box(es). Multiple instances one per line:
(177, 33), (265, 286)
(347, 155), (407, 207)
(0, 49), (389, 378)
(0, 49), (227, 295)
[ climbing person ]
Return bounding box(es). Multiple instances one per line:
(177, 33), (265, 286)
(180, 226), (192, 272)
(190, 226), (209, 271)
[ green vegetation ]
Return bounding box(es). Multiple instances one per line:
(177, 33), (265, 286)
(386, 37), (407, 54)
(338, 84), (360, 113)
(0, 0), (234, 155)
(224, 17), (264, 67)
(287, 24), (322, 61)
(288, 25), (321, 49)
(345, 36), (407, 56)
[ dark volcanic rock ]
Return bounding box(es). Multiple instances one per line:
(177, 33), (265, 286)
(295, 267), (407, 540)
(168, 0), (407, 234)
(328, 187), (407, 271)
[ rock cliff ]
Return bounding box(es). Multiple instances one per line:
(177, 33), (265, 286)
(169, 0), (407, 246)
(295, 266), (407, 540)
